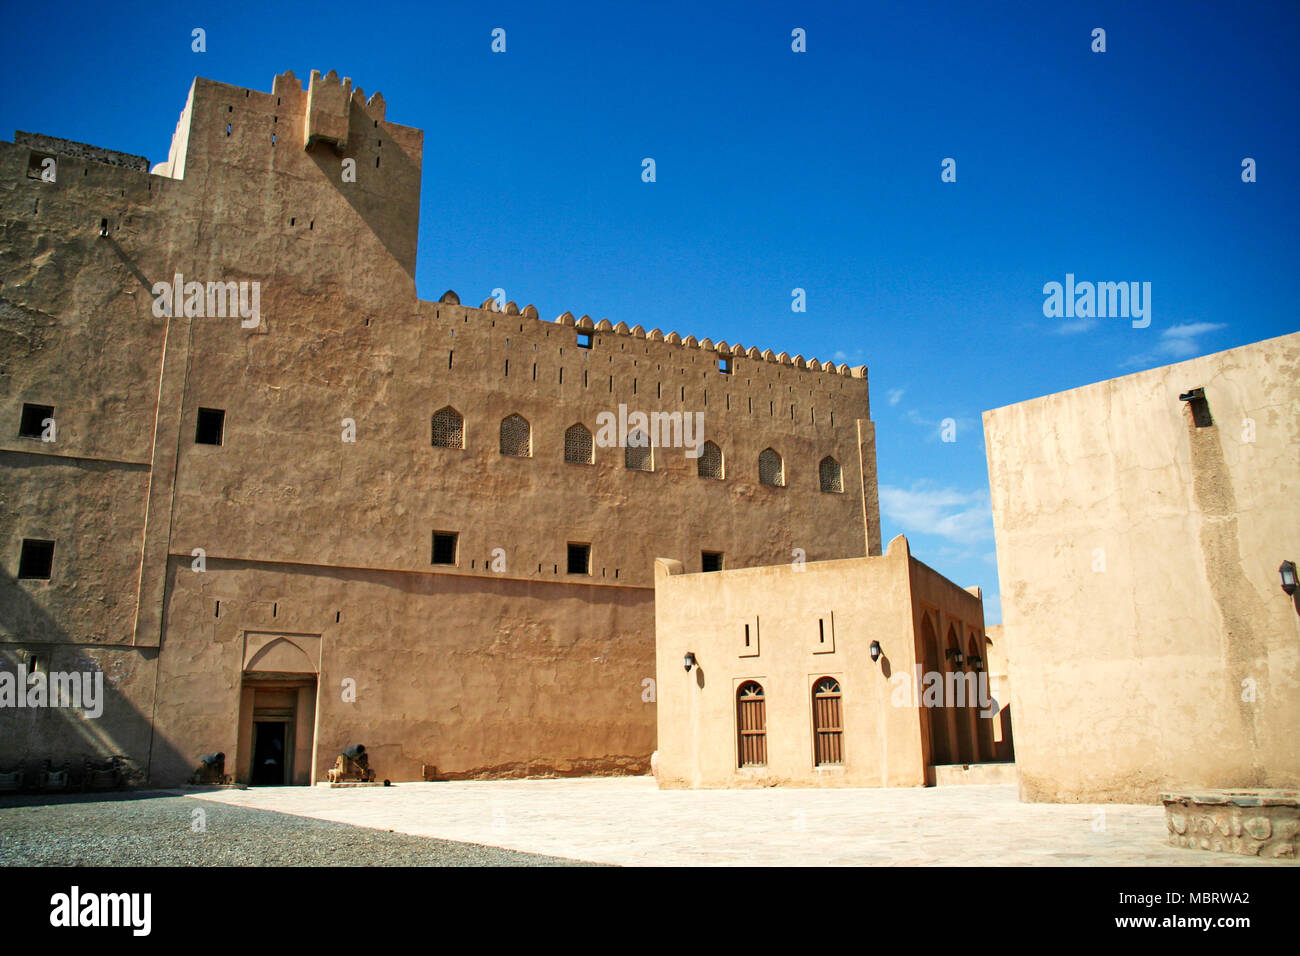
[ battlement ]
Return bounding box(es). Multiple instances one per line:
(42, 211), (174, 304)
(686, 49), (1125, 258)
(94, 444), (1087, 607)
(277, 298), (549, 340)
(440, 290), (867, 380)
(14, 131), (148, 172)
(269, 69), (389, 153)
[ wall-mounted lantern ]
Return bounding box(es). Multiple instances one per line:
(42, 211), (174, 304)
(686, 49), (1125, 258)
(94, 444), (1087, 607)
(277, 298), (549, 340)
(945, 648), (964, 666)
(1281, 561), (1298, 596)
(683, 651), (697, 673)
(869, 640), (882, 663)
(969, 655), (984, 672)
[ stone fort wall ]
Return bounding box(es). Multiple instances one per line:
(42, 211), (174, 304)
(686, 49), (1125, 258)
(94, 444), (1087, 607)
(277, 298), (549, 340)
(0, 70), (880, 784)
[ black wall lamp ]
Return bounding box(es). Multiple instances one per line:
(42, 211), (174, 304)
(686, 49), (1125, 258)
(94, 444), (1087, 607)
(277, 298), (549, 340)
(945, 648), (965, 666)
(869, 640), (882, 663)
(683, 651), (697, 673)
(1281, 561), (1297, 596)
(969, 655), (984, 672)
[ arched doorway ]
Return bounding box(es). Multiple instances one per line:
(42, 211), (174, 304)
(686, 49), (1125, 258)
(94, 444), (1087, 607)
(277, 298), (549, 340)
(238, 633), (320, 786)
(921, 614), (952, 766)
(947, 624), (975, 764)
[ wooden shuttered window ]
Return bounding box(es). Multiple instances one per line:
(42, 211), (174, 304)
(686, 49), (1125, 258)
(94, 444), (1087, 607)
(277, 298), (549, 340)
(737, 681), (767, 767)
(813, 677), (843, 765)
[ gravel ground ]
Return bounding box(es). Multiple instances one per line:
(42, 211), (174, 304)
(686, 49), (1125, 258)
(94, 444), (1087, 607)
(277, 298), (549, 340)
(0, 790), (599, 866)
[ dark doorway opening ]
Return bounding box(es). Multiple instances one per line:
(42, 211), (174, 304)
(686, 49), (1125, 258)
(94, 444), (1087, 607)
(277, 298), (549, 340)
(251, 721), (288, 785)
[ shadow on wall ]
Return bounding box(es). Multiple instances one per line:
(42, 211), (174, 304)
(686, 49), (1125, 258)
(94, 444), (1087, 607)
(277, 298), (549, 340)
(0, 565), (188, 795)
(306, 102), (420, 281)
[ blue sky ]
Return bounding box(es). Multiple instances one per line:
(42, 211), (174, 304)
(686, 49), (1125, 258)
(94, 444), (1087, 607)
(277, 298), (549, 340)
(4, 1), (1297, 622)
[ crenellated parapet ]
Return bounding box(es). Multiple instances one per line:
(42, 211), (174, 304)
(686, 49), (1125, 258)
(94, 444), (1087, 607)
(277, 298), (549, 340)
(434, 289), (868, 378)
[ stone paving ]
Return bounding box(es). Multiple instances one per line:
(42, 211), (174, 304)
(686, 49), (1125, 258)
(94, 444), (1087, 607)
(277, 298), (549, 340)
(174, 777), (1296, 866)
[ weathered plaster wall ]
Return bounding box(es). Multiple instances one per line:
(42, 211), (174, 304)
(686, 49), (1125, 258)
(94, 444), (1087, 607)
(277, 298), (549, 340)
(984, 332), (1300, 803)
(151, 557), (657, 784)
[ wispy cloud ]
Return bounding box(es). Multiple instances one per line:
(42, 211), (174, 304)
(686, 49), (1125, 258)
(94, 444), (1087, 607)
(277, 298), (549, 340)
(879, 482), (993, 546)
(1156, 322), (1228, 358)
(887, 388), (905, 406)
(903, 408), (979, 442)
(1124, 321), (1228, 368)
(1052, 318), (1098, 335)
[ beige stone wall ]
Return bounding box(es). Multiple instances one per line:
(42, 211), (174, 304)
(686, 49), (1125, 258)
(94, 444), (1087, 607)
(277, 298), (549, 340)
(984, 332), (1300, 803)
(1, 70), (881, 784)
(980, 624), (1015, 763)
(653, 536), (986, 789)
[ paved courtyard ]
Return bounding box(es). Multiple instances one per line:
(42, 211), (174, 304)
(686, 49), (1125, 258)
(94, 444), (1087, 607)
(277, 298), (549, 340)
(0, 790), (590, 866)
(174, 777), (1293, 866)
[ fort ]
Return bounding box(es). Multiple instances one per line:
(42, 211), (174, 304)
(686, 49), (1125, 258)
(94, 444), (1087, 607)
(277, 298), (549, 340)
(0, 68), (915, 787)
(5, 67), (1290, 837)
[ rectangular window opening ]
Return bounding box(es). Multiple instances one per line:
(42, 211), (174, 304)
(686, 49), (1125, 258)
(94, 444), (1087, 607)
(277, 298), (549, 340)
(702, 551), (723, 573)
(19, 403), (53, 439)
(18, 539), (55, 579)
(1181, 387), (1214, 428)
(432, 531), (458, 566)
(26, 151), (54, 180)
(576, 331), (593, 349)
(195, 407), (225, 445)
(567, 542), (591, 575)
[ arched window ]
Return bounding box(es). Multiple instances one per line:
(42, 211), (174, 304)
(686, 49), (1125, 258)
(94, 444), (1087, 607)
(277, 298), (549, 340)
(431, 406), (463, 449)
(499, 414), (531, 457)
(564, 423), (593, 464)
(758, 447), (784, 487)
(819, 456), (843, 493)
(812, 677), (843, 765)
(697, 440), (723, 479)
(737, 681), (767, 767)
(625, 430), (653, 471)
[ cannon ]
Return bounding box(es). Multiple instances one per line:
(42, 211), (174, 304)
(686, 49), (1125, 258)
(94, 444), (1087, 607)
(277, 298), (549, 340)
(327, 744), (376, 783)
(191, 752), (230, 785)
(82, 755), (123, 791)
(39, 760), (72, 792)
